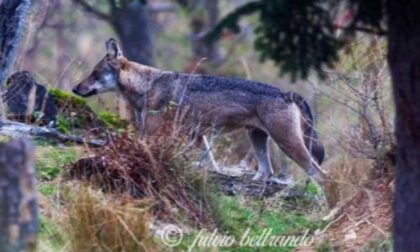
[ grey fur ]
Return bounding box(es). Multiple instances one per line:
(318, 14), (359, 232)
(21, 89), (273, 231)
(72, 39), (326, 184)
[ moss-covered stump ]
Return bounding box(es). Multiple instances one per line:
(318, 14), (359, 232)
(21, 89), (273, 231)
(47, 87), (100, 133)
(48, 88), (128, 134)
(4, 71), (128, 135)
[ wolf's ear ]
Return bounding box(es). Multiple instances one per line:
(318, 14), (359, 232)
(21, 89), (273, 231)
(106, 38), (123, 59)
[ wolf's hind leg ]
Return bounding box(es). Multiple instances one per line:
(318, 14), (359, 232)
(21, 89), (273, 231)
(270, 130), (324, 185)
(261, 106), (325, 185)
(248, 128), (274, 181)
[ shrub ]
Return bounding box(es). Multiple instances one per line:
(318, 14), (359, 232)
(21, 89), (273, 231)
(67, 109), (214, 228)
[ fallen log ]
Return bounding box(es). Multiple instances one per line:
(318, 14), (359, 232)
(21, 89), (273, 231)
(0, 119), (105, 147)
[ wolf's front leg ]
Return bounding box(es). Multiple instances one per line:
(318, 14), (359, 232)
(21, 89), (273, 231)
(248, 128), (292, 185)
(248, 128), (273, 180)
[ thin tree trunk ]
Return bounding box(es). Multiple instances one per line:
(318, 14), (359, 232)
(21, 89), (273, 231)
(387, 1), (420, 251)
(190, 0), (221, 70)
(0, 0), (31, 85)
(111, 2), (154, 66)
(0, 138), (37, 252)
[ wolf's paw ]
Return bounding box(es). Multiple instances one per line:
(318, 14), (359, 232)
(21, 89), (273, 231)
(266, 176), (293, 185)
(252, 172), (270, 181)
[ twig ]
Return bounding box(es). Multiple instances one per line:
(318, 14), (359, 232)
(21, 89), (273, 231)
(202, 135), (219, 172)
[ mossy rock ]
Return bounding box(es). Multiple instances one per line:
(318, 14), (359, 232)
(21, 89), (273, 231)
(47, 88), (127, 133)
(47, 87), (87, 108)
(47, 87), (99, 133)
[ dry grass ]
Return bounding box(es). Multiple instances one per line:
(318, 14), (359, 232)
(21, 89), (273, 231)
(322, 154), (373, 207)
(67, 109), (214, 228)
(63, 186), (158, 252)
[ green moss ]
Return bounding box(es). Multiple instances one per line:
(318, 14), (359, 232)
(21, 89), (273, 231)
(48, 88), (127, 132)
(47, 87), (99, 132)
(47, 87), (87, 107)
(97, 111), (127, 130)
(305, 181), (322, 195)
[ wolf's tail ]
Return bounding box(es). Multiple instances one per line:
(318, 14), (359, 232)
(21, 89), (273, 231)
(284, 92), (325, 165)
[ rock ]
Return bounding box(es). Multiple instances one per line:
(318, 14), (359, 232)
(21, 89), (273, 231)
(4, 71), (57, 126)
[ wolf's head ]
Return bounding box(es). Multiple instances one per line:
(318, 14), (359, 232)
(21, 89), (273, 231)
(72, 38), (124, 97)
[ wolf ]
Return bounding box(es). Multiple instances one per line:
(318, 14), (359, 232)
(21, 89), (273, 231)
(73, 38), (326, 184)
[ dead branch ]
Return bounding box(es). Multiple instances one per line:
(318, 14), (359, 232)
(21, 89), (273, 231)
(73, 0), (111, 22)
(0, 119), (105, 147)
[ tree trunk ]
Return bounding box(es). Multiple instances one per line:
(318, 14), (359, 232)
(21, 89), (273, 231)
(189, 0), (221, 70)
(0, 138), (37, 252)
(387, 1), (420, 251)
(0, 0), (31, 85)
(111, 2), (154, 66)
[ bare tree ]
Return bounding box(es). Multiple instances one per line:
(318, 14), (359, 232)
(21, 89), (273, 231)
(74, 0), (174, 66)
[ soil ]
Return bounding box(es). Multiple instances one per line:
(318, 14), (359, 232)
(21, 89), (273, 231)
(317, 176), (393, 251)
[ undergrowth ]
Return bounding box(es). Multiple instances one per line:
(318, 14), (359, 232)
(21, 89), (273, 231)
(63, 186), (158, 252)
(35, 145), (79, 180)
(67, 109), (214, 228)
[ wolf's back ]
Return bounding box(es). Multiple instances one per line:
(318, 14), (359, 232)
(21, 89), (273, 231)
(284, 92), (325, 165)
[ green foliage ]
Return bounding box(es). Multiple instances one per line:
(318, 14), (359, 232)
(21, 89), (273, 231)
(36, 146), (79, 180)
(38, 183), (56, 197)
(304, 181), (322, 196)
(97, 111), (127, 130)
(207, 0), (385, 80)
(56, 115), (71, 134)
(255, 0), (341, 80)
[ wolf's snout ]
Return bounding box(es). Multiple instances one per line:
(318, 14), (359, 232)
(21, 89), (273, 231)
(72, 85), (84, 96)
(72, 86), (79, 95)
(72, 84), (97, 97)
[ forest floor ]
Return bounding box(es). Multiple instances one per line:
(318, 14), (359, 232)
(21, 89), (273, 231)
(34, 138), (393, 252)
(313, 176), (393, 251)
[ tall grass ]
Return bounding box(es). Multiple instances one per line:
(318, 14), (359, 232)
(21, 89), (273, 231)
(67, 109), (215, 228)
(63, 186), (158, 252)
